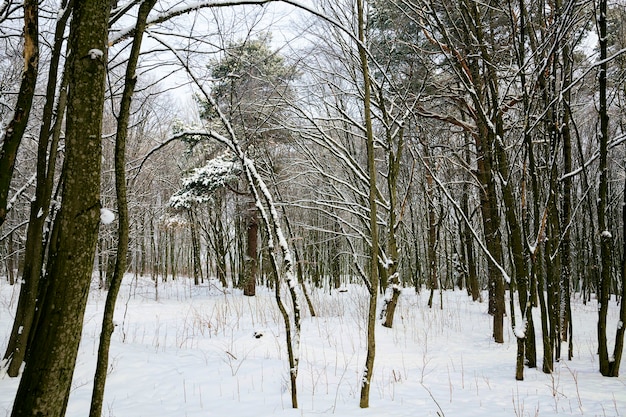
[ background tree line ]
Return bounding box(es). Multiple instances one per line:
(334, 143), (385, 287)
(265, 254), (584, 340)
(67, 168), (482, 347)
(0, 0), (624, 414)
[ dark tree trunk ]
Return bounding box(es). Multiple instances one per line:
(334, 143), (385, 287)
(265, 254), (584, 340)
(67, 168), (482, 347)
(426, 158), (439, 296)
(379, 112), (403, 327)
(243, 199), (258, 296)
(537, 251), (554, 373)
(610, 175), (626, 376)
(461, 164), (480, 302)
(357, 0), (378, 406)
(188, 209), (203, 285)
(458, 0), (506, 343)
(5, 231), (15, 284)
(89, 2), (155, 416)
(0, 0), (38, 227)
(2, 2), (70, 377)
(10, 0), (112, 415)
(597, 0), (614, 377)
(559, 27), (574, 360)
(475, 128), (505, 344)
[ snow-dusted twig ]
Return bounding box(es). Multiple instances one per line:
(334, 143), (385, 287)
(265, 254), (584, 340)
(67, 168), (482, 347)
(409, 146), (512, 284)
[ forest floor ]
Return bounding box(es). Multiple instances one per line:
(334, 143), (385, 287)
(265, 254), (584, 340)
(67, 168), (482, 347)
(0, 275), (624, 416)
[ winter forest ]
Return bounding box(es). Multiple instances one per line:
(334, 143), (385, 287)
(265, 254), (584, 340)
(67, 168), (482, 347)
(0, 0), (625, 415)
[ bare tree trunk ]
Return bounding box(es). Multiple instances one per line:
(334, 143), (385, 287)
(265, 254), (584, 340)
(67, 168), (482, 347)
(10, 0), (111, 414)
(379, 99), (403, 327)
(6, 231), (15, 285)
(560, 40), (574, 361)
(461, 190), (479, 302)
(459, 0), (506, 343)
(188, 209), (203, 285)
(243, 199), (258, 296)
(597, 0), (613, 377)
(611, 175), (626, 376)
(89, 2), (155, 416)
(357, 0), (379, 408)
(425, 151), (439, 302)
(0, 0), (38, 227)
(2, 3), (70, 377)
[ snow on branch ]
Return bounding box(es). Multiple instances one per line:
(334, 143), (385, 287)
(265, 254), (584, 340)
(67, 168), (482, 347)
(411, 146), (512, 284)
(170, 152), (241, 209)
(152, 28), (301, 391)
(7, 173), (36, 212)
(110, 0), (278, 45)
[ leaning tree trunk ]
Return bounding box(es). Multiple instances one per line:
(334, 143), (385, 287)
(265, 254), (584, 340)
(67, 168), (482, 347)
(89, 2), (156, 416)
(10, 0), (112, 415)
(0, 0), (38, 227)
(2, 2), (70, 377)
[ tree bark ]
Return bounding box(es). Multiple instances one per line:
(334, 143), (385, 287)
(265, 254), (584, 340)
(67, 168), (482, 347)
(89, 2), (155, 415)
(357, 0), (379, 408)
(597, 0), (613, 377)
(0, 0), (38, 227)
(380, 101), (403, 327)
(560, 41), (574, 361)
(2, 4), (70, 374)
(243, 199), (258, 296)
(189, 209), (203, 285)
(10, 0), (112, 414)
(610, 175), (626, 376)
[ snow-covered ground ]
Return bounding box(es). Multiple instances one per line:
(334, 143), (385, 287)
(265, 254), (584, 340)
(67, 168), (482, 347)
(0, 275), (624, 416)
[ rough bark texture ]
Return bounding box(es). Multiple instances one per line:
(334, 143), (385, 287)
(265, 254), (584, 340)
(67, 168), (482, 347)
(611, 175), (626, 376)
(243, 200), (258, 296)
(460, 0), (506, 343)
(189, 209), (204, 285)
(357, 0), (378, 408)
(10, 0), (111, 415)
(3, 2), (70, 377)
(89, 2), (156, 415)
(0, 0), (38, 226)
(597, 0), (613, 377)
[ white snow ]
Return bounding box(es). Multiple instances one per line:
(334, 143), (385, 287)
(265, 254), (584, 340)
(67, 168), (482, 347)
(169, 153), (241, 209)
(100, 208), (115, 224)
(88, 48), (104, 59)
(0, 277), (624, 416)
(601, 230), (612, 239)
